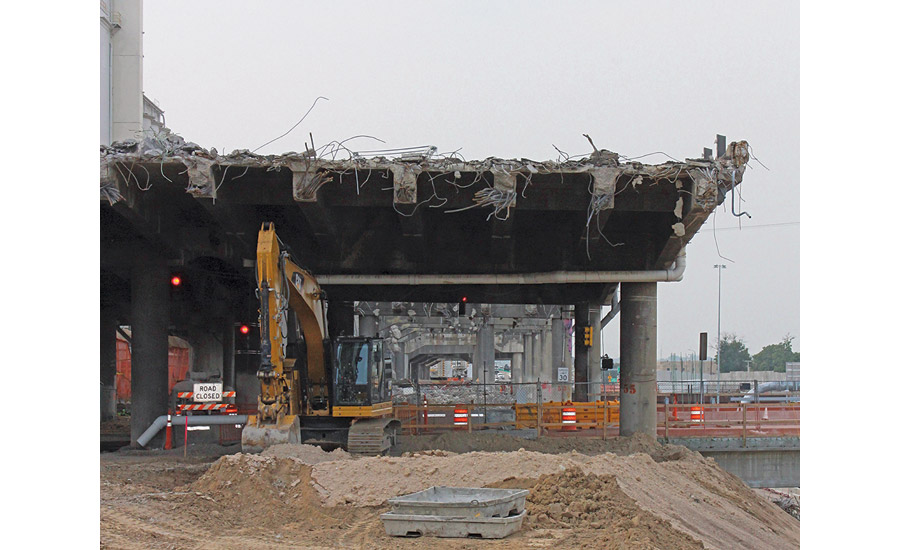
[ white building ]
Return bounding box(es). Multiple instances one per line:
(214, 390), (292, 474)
(101, 1), (168, 144)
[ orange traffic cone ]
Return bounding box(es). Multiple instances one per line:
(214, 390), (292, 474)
(164, 413), (173, 450)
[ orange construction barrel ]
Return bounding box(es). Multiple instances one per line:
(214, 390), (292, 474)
(453, 408), (469, 430)
(562, 407), (577, 431)
(690, 406), (704, 425)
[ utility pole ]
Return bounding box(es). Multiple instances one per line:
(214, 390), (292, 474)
(713, 264), (726, 404)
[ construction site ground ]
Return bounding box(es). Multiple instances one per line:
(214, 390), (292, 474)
(100, 433), (799, 550)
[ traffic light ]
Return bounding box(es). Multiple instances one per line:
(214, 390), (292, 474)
(601, 355), (614, 370)
(169, 272), (189, 297)
(582, 326), (593, 347)
(236, 322), (254, 342)
(459, 296), (468, 316)
(235, 322), (259, 351)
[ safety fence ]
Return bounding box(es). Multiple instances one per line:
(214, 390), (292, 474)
(657, 402), (799, 440)
(390, 380), (799, 440)
(222, 381), (798, 443)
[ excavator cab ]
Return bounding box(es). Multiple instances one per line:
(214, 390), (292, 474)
(333, 338), (390, 410)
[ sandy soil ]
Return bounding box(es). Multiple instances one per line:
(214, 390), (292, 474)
(392, 431), (691, 461)
(100, 435), (798, 550)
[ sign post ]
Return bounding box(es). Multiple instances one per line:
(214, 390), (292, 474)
(699, 333), (707, 404)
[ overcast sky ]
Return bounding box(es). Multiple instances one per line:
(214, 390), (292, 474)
(143, 0), (800, 359)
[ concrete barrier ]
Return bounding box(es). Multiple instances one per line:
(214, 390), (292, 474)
(666, 436), (799, 488)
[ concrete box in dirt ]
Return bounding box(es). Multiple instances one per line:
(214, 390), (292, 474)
(388, 487), (528, 518)
(381, 510), (527, 539)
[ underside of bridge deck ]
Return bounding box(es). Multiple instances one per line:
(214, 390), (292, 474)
(100, 135), (748, 441)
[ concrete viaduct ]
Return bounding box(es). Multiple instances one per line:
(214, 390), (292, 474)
(100, 134), (749, 445)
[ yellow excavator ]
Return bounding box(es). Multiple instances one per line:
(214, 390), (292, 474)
(241, 223), (400, 455)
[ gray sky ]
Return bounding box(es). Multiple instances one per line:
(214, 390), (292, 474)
(143, 0), (799, 359)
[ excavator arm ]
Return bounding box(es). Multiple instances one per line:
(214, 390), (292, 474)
(243, 222), (399, 454)
(243, 223), (329, 450)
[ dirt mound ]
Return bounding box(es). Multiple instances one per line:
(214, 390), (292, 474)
(394, 431), (691, 462)
(489, 468), (703, 549)
(190, 453), (369, 532)
(192, 454), (317, 521)
(261, 443), (352, 464)
(311, 449), (799, 549)
(102, 445), (798, 550)
(313, 450), (591, 506)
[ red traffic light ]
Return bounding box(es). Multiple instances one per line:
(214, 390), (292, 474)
(461, 296), (467, 302)
(170, 276), (182, 287)
(239, 325), (250, 335)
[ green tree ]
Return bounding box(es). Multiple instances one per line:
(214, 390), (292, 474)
(714, 333), (752, 373)
(751, 334), (800, 372)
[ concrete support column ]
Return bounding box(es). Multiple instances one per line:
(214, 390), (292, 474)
(223, 318), (235, 391)
(130, 261), (170, 446)
(619, 282), (657, 437)
(523, 333), (534, 382)
(541, 328), (553, 383)
(511, 351), (524, 384)
(588, 307), (604, 387)
(328, 301), (355, 339)
(574, 302), (590, 402)
(359, 315), (377, 338)
(189, 331), (224, 377)
(476, 324), (495, 383)
(551, 318), (564, 380)
(100, 306), (118, 421)
(392, 345), (408, 380)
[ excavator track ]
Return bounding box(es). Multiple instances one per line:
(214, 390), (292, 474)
(347, 418), (401, 456)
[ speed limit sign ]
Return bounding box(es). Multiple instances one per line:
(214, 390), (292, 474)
(557, 368), (569, 382)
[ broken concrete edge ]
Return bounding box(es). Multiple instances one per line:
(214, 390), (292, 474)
(100, 136), (748, 210)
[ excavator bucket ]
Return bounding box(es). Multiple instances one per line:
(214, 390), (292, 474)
(241, 415), (301, 453)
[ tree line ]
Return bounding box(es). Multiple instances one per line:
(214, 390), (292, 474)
(714, 334), (800, 373)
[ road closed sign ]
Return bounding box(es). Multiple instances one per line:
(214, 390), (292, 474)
(193, 382), (223, 402)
